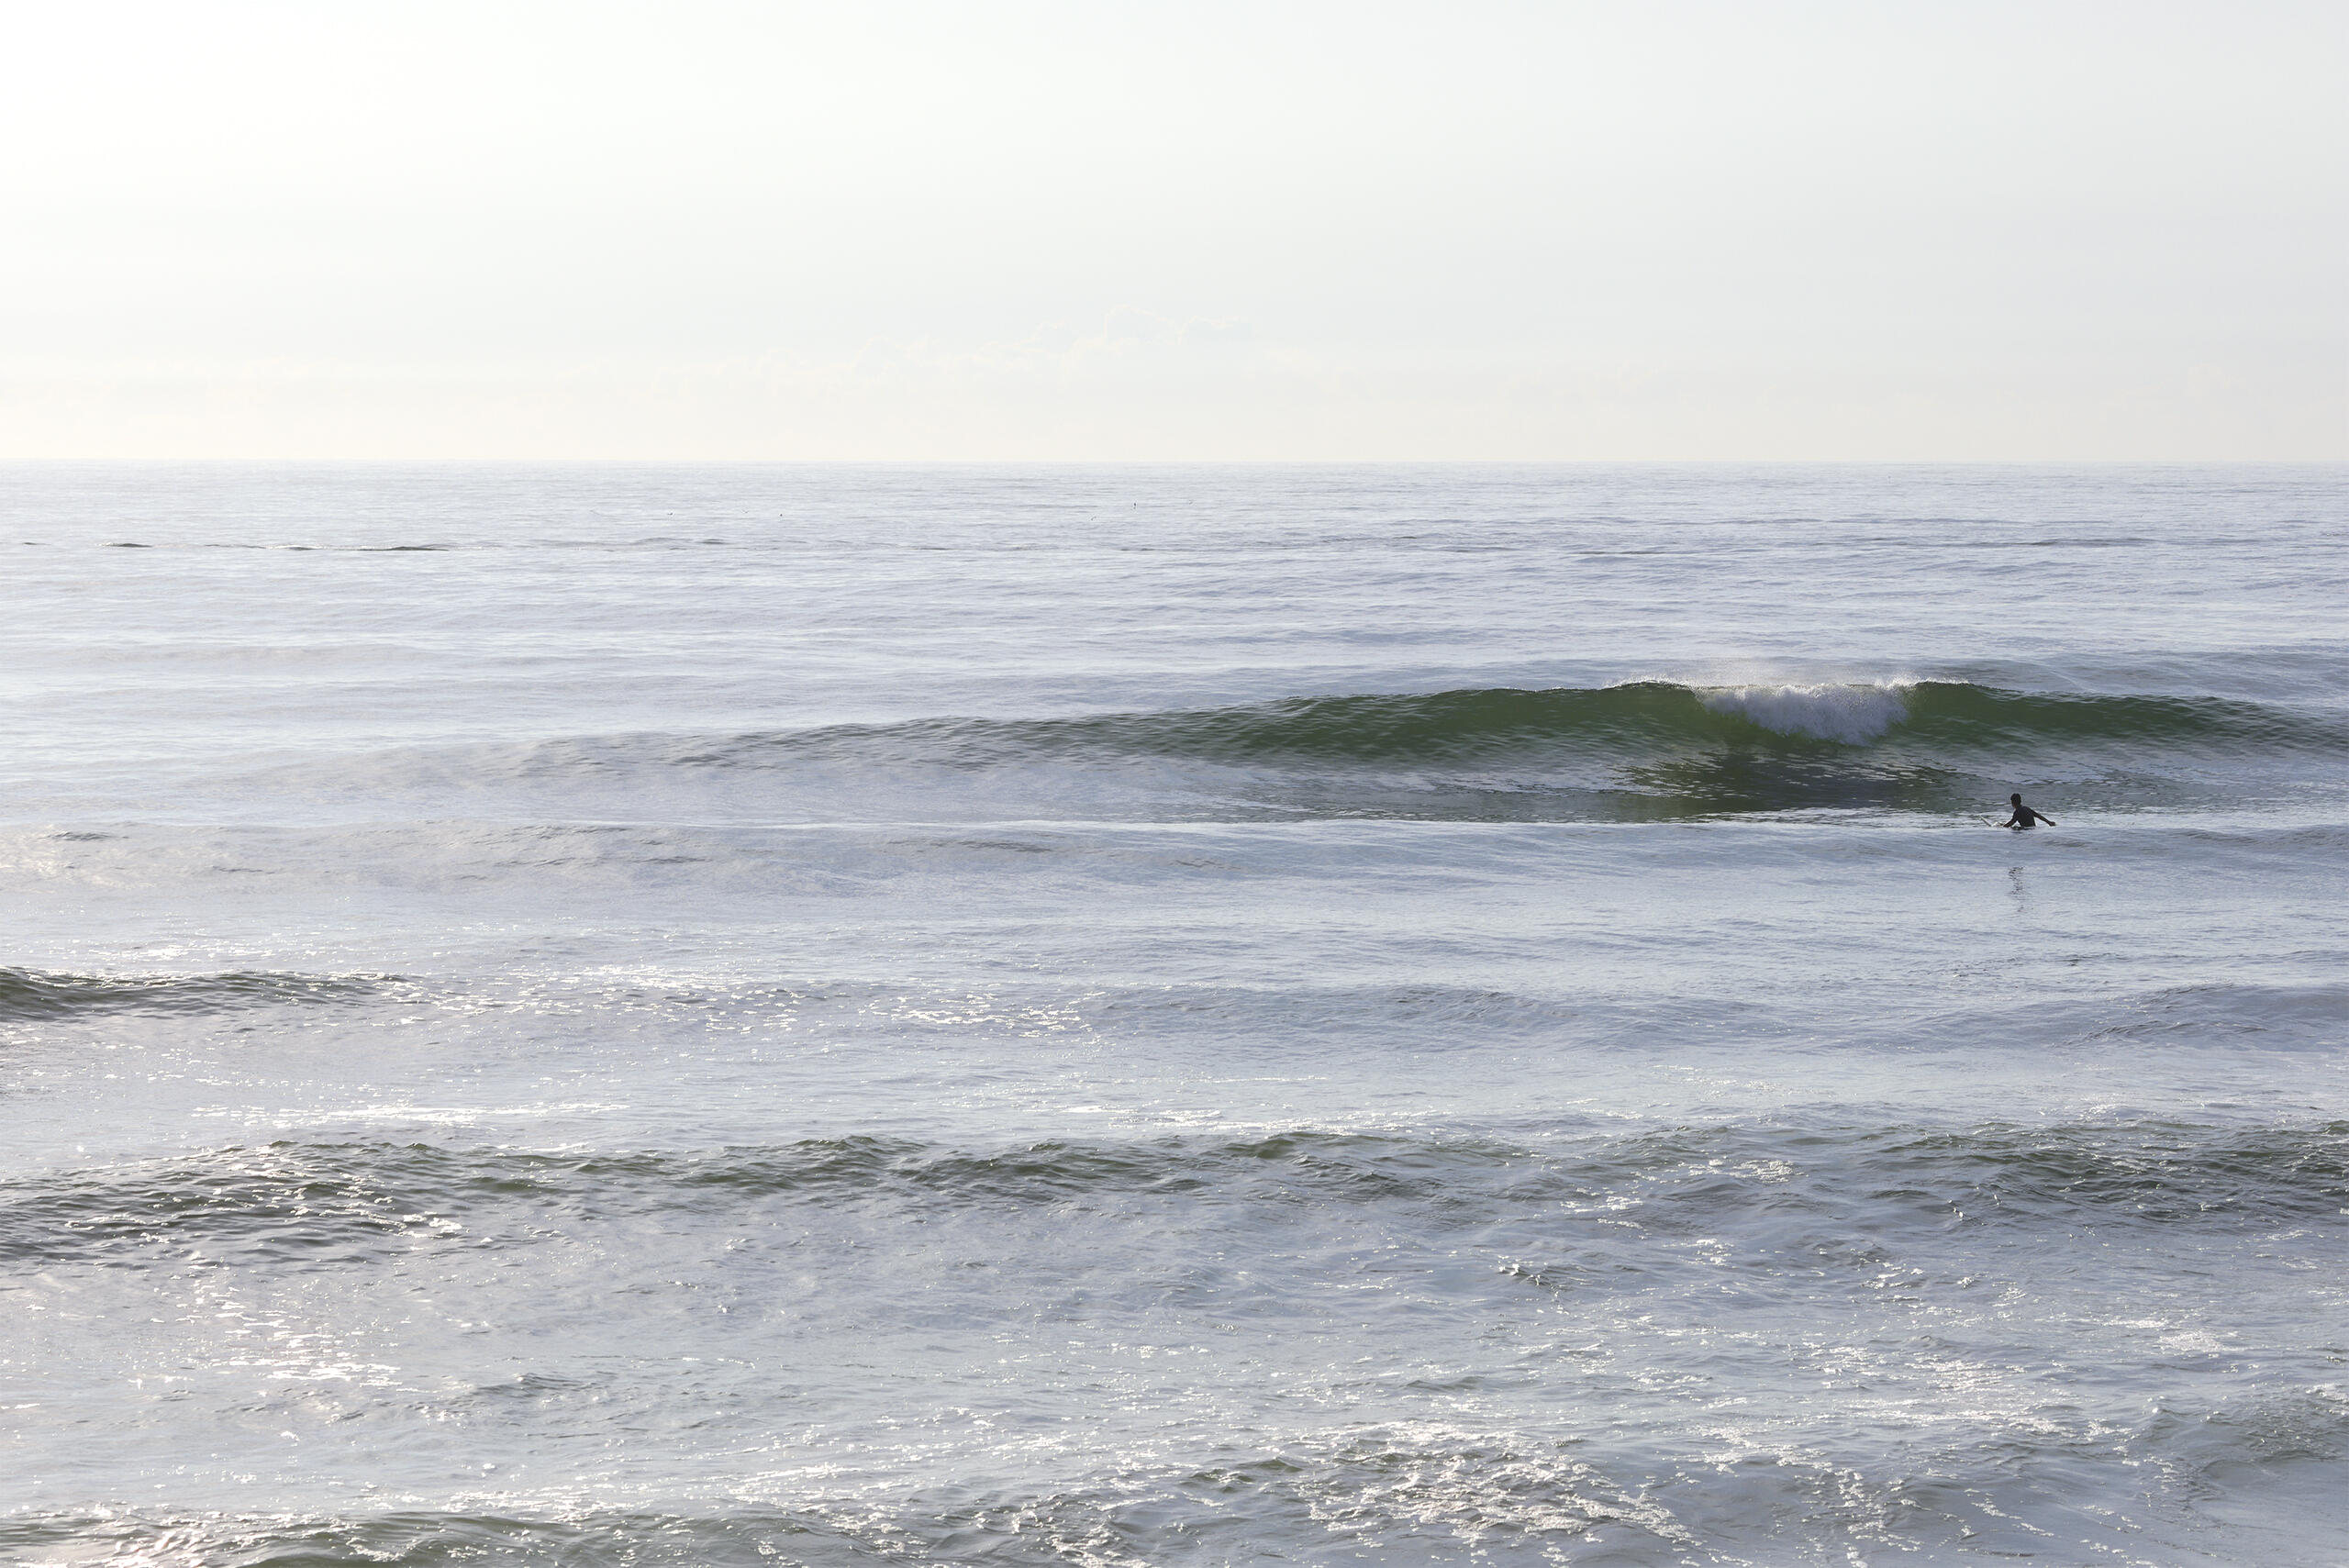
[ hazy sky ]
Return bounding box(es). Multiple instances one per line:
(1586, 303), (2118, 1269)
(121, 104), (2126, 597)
(3, 0), (2341, 460)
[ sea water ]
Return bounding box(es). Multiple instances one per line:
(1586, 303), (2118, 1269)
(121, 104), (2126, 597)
(1, 463), (2343, 1566)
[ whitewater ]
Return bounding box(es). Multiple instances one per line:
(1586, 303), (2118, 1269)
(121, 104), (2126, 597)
(1, 462), (2344, 1567)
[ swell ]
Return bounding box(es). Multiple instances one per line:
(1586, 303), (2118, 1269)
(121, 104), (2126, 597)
(239, 679), (2346, 824)
(0, 965), (389, 1020)
(583, 683), (2349, 771)
(10, 1121), (2341, 1268)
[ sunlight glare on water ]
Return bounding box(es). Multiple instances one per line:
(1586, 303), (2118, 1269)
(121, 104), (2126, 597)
(1, 463), (2344, 1566)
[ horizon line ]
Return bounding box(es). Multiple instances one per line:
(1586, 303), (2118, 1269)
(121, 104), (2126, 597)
(4, 455), (2343, 468)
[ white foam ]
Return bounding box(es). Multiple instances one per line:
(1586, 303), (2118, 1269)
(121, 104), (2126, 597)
(1698, 681), (1913, 744)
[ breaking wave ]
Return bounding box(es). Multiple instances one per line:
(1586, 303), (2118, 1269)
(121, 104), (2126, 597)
(502, 682), (2346, 775)
(1698, 681), (1914, 743)
(244, 679), (2334, 822)
(7, 1389), (2344, 1566)
(11, 1120), (2339, 1269)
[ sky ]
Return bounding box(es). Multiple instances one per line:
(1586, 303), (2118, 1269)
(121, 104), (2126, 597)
(1, 0), (2341, 461)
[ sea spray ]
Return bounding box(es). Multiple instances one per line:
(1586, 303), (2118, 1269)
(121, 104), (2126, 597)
(1697, 681), (1915, 744)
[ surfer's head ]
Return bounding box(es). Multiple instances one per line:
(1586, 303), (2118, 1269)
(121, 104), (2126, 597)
(2010, 793), (2022, 805)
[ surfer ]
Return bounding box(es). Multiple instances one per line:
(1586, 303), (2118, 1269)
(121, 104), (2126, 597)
(1999, 793), (2055, 829)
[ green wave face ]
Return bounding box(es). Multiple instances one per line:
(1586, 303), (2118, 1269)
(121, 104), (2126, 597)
(972, 683), (1756, 764)
(750, 682), (2349, 769)
(441, 682), (2349, 821)
(1892, 683), (2349, 755)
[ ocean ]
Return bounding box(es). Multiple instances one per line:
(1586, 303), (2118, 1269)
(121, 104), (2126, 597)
(1, 462), (2343, 1566)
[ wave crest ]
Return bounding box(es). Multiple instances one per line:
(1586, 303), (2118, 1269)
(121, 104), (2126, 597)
(1698, 681), (1913, 743)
